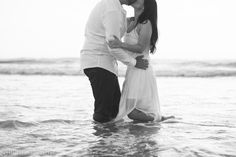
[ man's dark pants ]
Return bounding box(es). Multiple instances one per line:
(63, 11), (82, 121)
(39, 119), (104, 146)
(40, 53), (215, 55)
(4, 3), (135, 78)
(84, 67), (121, 123)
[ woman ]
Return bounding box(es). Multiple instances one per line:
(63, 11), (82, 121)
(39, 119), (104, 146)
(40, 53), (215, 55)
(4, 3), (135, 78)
(108, 0), (172, 122)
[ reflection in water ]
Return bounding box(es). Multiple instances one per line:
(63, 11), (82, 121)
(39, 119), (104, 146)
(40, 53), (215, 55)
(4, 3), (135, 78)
(87, 121), (161, 156)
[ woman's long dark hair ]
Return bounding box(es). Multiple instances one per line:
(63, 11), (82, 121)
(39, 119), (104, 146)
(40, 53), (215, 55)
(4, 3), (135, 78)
(137, 0), (158, 53)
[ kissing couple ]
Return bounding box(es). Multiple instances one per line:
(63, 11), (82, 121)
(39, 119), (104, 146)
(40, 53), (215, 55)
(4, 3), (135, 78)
(81, 0), (173, 123)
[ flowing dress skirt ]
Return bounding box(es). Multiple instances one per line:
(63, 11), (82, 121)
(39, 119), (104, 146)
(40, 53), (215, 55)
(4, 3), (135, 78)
(114, 64), (161, 122)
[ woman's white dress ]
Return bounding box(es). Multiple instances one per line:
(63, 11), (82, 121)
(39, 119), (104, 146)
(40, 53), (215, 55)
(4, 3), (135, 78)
(114, 26), (162, 122)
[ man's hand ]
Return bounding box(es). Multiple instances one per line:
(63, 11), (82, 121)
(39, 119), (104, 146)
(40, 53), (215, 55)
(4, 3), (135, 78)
(135, 55), (149, 70)
(107, 36), (122, 49)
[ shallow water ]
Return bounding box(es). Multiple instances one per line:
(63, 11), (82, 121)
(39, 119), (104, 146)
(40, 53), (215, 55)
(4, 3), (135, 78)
(0, 75), (236, 157)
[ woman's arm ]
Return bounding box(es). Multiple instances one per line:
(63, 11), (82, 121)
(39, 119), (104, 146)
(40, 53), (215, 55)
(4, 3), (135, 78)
(108, 20), (152, 54)
(127, 17), (135, 25)
(127, 17), (136, 33)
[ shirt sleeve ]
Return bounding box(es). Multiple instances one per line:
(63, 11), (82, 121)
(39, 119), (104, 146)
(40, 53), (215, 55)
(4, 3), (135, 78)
(103, 10), (136, 67)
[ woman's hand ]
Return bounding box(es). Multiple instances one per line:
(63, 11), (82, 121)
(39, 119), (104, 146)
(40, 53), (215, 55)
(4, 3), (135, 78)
(108, 36), (123, 49)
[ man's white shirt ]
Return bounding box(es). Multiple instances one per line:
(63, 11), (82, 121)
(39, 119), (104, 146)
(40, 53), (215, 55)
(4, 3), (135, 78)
(80, 0), (136, 76)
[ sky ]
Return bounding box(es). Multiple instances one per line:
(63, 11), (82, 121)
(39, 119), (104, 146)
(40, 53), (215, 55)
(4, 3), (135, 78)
(0, 0), (236, 60)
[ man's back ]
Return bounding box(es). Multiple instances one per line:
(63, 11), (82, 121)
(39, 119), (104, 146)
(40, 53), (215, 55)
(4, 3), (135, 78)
(83, 2), (105, 50)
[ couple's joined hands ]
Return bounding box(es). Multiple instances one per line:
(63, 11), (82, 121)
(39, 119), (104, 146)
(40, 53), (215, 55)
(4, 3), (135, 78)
(108, 36), (149, 70)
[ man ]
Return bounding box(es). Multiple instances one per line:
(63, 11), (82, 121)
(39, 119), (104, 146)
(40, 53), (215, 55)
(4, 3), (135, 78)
(80, 0), (148, 123)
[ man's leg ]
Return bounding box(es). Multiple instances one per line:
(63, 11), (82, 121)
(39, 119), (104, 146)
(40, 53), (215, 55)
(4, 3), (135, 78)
(84, 68), (121, 123)
(110, 76), (121, 119)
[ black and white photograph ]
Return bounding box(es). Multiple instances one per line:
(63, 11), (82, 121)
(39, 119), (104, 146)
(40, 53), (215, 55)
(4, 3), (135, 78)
(0, 0), (236, 156)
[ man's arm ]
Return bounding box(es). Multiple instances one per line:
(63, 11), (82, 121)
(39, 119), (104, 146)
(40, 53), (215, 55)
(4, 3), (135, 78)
(103, 10), (137, 67)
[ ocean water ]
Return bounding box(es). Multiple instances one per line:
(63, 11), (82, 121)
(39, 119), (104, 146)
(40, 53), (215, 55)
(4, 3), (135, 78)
(0, 59), (236, 157)
(0, 58), (236, 77)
